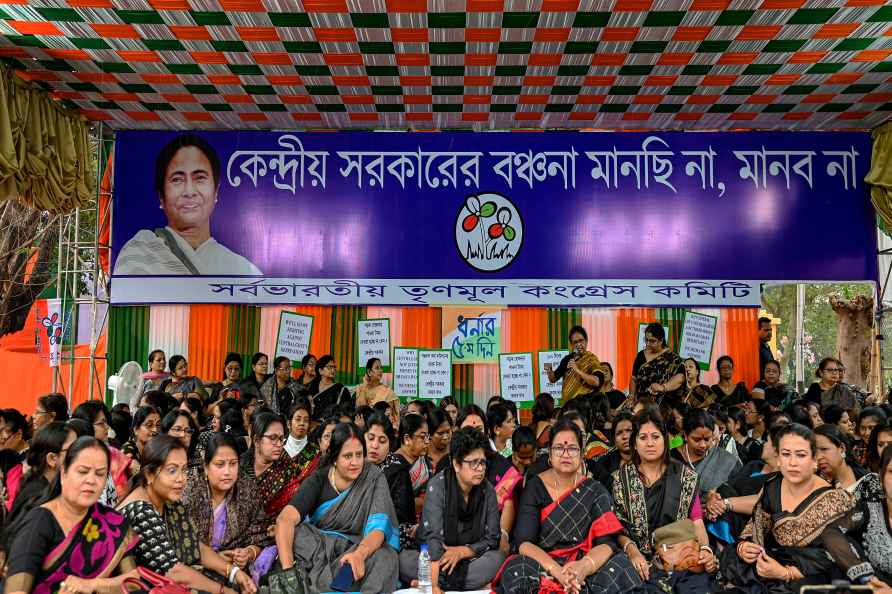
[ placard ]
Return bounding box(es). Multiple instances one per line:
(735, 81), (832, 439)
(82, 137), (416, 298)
(679, 311), (718, 370)
(418, 349), (452, 400)
(274, 312), (313, 364)
(358, 318), (391, 372)
(637, 323), (669, 353)
(441, 307), (502, 363)
(499, 352), (535, 404)
(538, 350), (569, 402)
(393, 347), (419, 399)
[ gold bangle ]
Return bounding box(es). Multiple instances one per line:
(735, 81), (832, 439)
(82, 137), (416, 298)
(584, 556), (597, 573)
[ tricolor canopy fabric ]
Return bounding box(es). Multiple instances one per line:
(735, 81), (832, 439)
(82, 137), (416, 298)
(0, 1), (890, 131)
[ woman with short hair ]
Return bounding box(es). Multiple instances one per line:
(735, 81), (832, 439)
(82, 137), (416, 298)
(400, 427), (505, 591)
(710, 356), (749, 407)
(31, 394), (68, 434)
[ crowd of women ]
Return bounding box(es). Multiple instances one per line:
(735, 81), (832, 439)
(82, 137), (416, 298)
(2, 323), (892, 594)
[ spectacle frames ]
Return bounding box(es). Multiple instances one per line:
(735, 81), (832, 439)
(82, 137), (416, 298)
(461, 458), (486, 470)
(551, 445), (581, 458)
(262, 434), (286, 445)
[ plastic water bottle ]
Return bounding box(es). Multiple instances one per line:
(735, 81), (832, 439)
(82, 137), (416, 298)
(417, 544), (432, 594)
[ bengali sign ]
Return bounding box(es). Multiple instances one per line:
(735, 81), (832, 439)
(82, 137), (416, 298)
(538, 350), (569, 402)
(441, 307), (502, 363)
(274, 312), (313, 364)
(110, 278), (763, 307)
(499, 352), (535, 404)
(112, 131), (876, 306)
(418, 349), (452, 400)
(393, 347), (418, 399)
(358, 318), (391, 371)
(679, 311), (718, 370)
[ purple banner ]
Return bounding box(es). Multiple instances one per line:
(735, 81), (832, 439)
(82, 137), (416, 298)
(110, 130), (875, 305)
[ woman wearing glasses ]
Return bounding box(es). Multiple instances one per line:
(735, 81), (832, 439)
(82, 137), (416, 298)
(381, 414), (431, 548)
(161, 410), (199, 467)
(804, 358), (858, 410)
(72, 401), (131, 503)
(239, 412), (311, 521)
(119, 435), (257, 594)
(400, 427), (504, 592)
(208, 353), (243, 403)
(496, 418), (641, 594)
(120, 406), (161, 473)
(184, 433), (272, 584)
(259, 356), (302, 416)
(612, 409), (716, 582)
(309, 355), (352, 421)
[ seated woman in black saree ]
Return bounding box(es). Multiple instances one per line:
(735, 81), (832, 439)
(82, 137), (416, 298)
(815, 424), (881, 502)
(400, 427), (504, 592)
(365, 414), (415, 551)
(613, 408), (716, 583)
(822, 445), (892, 586)
(5, 437), (137, 594)
(496, 419), (642, 594)
(309, 355), (352, 421)
(723, 423), (855, 594)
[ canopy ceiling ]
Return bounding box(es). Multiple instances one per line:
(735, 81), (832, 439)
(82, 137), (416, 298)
(1, 0), (891, 131)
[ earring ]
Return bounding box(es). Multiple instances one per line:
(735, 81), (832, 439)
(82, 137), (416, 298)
(842, 452), (847, 459)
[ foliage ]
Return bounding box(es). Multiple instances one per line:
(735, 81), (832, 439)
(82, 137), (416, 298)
(762, 283), (874, 390)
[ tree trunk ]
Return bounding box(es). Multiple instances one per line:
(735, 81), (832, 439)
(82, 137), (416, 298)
(0, 201), (58, 337)
(830, 294), (874, 389)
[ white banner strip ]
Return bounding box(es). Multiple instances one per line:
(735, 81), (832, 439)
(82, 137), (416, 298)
(110, 278), (761, 308)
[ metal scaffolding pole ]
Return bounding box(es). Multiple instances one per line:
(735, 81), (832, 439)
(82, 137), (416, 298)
(52, 122), (113, 402)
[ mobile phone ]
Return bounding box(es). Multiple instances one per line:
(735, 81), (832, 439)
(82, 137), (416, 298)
(801, 584), (872, 594)
(330, 562), (356, 592)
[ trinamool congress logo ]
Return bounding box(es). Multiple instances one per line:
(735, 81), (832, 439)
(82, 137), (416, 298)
(455, 193), (524, 272)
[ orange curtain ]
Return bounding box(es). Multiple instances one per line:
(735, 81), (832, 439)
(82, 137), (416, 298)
(724, 308), (760, 391)
(294, 305), (333, 360)
(187, 305), (230, 383)
(614, 308), (657, 391)
(0, 301), (105, 412)
(401, 307), (441, 348)
(504, 307), (547, 354)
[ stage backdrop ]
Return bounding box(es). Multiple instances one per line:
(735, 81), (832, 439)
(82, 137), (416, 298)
(110, 131), (874, 307)
(105, 304), (759, 409)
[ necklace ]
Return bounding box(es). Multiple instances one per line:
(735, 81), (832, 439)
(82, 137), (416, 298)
(328, 467), (342, 495)
(550, 468), (578, 494)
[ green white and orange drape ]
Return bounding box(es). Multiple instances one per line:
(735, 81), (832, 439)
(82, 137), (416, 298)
(107, 304), (759, 407)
